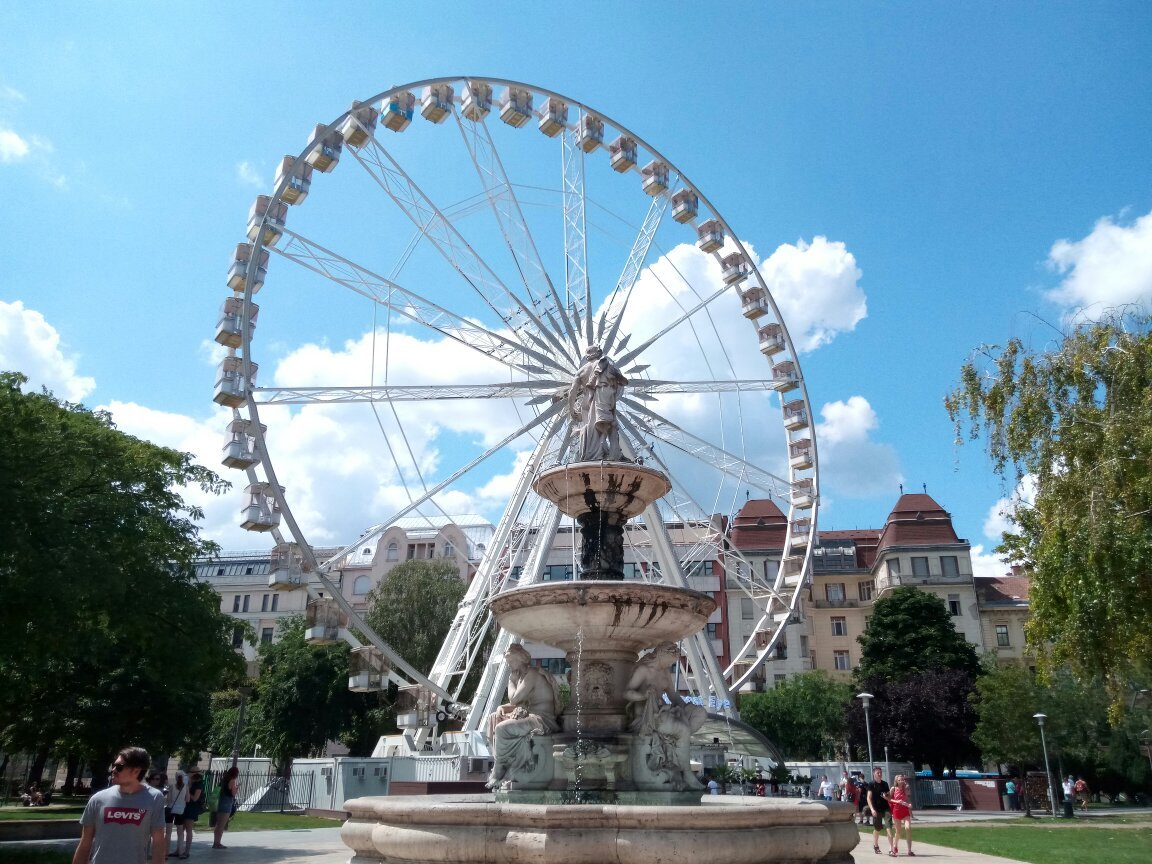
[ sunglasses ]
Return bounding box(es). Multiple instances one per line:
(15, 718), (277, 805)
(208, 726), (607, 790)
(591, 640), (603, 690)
(110, 763), (127, 773)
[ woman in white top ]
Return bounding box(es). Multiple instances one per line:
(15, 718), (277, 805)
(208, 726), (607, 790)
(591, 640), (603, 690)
(166, 771), (189, 857)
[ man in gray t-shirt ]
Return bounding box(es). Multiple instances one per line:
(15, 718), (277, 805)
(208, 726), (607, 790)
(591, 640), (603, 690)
(73, 746), (165, 864)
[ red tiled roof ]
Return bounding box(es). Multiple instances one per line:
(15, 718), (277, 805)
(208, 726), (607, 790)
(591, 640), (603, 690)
(730, 499), (788, 550)
(875, 493), (961, 551)
(975, 574), (1031, 606)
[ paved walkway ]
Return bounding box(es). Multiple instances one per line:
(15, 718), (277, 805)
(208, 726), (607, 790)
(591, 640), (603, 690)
(13, 825), (1026, 864)
(18, 809), (1152, 863)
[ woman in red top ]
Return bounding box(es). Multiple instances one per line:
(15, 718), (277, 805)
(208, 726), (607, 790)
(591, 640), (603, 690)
(888, 773), (914, 857)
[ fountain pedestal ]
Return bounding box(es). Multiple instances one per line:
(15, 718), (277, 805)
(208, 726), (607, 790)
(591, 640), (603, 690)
(339, 447), (859, 861)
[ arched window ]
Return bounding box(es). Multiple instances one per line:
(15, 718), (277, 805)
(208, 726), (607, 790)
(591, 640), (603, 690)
(386, 542), (399, 561)
(353, 575), (371, 596)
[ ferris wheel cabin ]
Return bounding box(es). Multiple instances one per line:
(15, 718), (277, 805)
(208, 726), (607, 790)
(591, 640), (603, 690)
(420, 85), (454, 124)
(221, 418), (263, 470)
(240, 482), (281, 532)
(339, 100), (379, 147)
(226, 243), (268, 293)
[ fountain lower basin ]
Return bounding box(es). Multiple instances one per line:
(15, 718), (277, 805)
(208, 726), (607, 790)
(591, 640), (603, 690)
(341, 793), (860, 864)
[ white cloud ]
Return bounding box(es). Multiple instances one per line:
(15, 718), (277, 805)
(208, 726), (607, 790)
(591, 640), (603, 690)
(814, 396), (903, 498)
(981, 475), (1036, 540)
(0, 300), (96, 401)
(0, 128), (30, 162)
(969, 544), (1010, 579)
(236, 161), (263, 188)
(759, 236), (867, 352)
(0, 84), (26, 102)
(1045, 209), (1152, 313)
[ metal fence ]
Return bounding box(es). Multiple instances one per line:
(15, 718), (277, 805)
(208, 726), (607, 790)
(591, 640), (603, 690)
(208, 769), (315, 814)
(911, 777), (962, 809)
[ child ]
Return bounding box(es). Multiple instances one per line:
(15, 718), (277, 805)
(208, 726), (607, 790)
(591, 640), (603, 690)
(888, 773), (914, 857)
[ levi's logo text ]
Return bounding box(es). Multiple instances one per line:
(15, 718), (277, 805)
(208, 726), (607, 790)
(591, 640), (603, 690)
(103, 807), (146, 824)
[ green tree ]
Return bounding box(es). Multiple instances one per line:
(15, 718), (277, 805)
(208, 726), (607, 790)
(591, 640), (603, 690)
(854, 587), (981, 683)
(740, 672), (852, 760)
(0, 373), (242, 783)
(246, 616), (364, 767)
(360, 559), (468, 679)
(946, 310), (1152, 711)
(971, 662), (1044, 771)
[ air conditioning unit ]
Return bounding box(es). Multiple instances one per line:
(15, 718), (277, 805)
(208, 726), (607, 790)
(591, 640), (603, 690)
(467, 757), (493, 775)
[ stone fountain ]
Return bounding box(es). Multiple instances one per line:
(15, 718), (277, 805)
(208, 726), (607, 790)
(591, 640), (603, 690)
(341, 347), (859, 863)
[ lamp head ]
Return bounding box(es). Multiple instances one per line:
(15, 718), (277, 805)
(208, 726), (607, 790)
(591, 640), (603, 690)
(856, 692), (873, 707)
(1033, 712), (1047, 725)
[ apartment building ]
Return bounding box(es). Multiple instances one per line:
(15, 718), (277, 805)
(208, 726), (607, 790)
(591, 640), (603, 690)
(974, 568), (1031, 665)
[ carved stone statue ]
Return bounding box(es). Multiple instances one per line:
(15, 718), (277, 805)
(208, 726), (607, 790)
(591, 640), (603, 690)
(485, 644), (560, 788)
(569, 345), (627, 462)
(624, 642), (707, 791)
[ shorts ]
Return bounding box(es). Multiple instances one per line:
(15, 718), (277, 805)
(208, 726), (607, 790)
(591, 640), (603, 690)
(164, 807), (175, 824)
(872, 810), (893, 831)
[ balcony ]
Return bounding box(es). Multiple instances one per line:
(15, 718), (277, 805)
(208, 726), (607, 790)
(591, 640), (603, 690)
(877, 569), (972, 593)
(811, 598), (859, 609)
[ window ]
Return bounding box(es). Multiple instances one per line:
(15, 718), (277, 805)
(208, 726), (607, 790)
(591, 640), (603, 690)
(858, 580), (874, 601)
(443, 541), (455, 558)
(232, 595), (241, 613)
(831, 616), (847, 636)
(407, 544), (415, 560)
(911, 557), (930, 577)
(544, 564), (573, 582)
(741, 598), (755, 619)
(947, 593), (961, 616)
(813, 543), (855, 572)
(217, 567), (225, 576)
(231, 626), (244, 648)
(241, 594), (250, 613)
(535, 657), (569, 675)
(260, 627), (274, 644)
(941, 555), (959, 577)
(685, 560), (715, 578)
(774, 674), (787, 686)
(774, 643), (787, 660)
(245, 566), (253, 575)
(833, 650), (850, 671)
(706, 623), (719, 639)
(271, 594), (279, 612)
(353, 575), (371, 596)
(799, 635), (809, 657)
(386, 542), (398, 562)
(995, 624), (1010, 647)
(261, 594), (269, 612)
(621, 563), (643, 580)
(825, 583), (845, 603)
(886, 559), (901, 577)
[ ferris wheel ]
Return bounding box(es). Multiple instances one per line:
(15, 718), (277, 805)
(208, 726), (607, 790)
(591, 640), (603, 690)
(212, 77), (819, 733)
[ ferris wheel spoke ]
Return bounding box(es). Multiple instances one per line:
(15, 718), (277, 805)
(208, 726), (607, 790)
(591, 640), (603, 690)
(627, 379), (784, 397)
(599, 194), (671, 353)
(253, 380), (567, 406)
(274, 230), (568, 375)
(561, 125), (592, 344)
(614, 283), (732, 367)
(347, 133), (573, 361)
(453, 112), (581, 350)
(622, 400), (793, 499)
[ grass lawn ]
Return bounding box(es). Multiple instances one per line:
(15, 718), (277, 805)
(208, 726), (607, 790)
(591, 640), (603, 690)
(863, 821), (1152, 864)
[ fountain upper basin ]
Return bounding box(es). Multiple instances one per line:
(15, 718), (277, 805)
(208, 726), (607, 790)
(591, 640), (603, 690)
(488, 581), (716, 654)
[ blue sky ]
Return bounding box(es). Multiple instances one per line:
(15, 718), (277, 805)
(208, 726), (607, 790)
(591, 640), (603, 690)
(3, 2), (1151, 573)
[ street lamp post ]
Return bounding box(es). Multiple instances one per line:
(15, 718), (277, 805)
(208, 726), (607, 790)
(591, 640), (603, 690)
(1034, 713), (1057, 818)
(231, 685), (253, 769)
(857, 692), (875, 777)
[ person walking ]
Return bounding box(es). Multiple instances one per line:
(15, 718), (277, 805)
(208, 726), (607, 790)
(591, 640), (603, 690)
(73, 746), (166, 864)
(1004, 776), (1019, 811)
(165, 772), (188, 857)
(177, 772), (205, 859)
(888, 773), (914, 857)
(211, 766), (239, 849)
(866, 767), (893, 856)
(817, 775), (834, 801)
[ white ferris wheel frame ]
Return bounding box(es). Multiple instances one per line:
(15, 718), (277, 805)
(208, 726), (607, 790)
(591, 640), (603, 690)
(222, 76), (821, 734)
